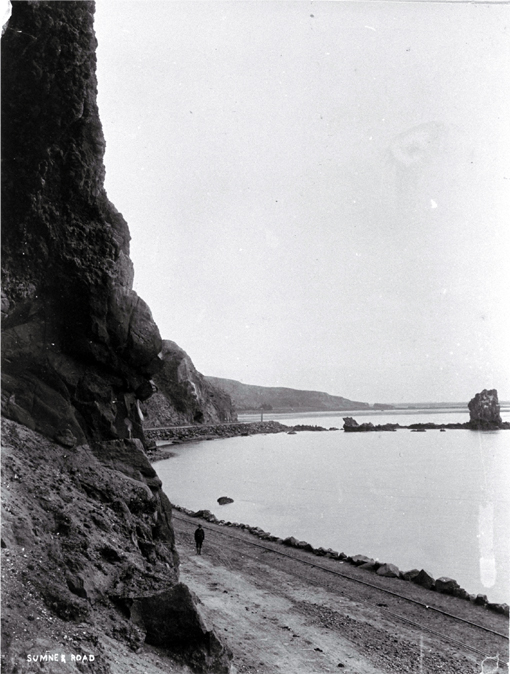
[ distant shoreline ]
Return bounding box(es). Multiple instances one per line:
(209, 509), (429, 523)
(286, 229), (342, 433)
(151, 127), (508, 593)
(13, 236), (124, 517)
(145, 414), (509, 462)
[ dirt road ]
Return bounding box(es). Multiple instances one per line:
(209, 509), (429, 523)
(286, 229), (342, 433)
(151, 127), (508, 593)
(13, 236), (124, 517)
(172, 511), (509, 674)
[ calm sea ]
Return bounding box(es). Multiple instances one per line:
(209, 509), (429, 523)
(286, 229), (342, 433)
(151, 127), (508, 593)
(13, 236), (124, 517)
(156, 408), (510, 604)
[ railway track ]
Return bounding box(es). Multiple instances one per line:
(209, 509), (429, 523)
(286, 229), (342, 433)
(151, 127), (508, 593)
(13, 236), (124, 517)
(172, 511), (509, 665)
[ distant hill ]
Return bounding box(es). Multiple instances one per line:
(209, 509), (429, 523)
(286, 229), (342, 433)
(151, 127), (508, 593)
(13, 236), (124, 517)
(205, 377), (378, 412)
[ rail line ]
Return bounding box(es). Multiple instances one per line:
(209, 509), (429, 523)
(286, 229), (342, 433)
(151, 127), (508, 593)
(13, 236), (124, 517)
(173, 512), (509, 649)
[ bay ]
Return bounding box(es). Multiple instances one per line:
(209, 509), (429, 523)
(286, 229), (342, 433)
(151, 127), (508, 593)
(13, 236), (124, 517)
(156, 409), (510, 604)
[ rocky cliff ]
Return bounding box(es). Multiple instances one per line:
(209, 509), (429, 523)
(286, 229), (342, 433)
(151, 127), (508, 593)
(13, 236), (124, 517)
(143, 341), (236, 427)
(206, 376), (371, 412)
(1, 2), (230, 672)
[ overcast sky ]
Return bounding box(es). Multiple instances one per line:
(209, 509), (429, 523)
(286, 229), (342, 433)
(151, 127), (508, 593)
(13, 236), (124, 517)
(93, 1), (510, 404)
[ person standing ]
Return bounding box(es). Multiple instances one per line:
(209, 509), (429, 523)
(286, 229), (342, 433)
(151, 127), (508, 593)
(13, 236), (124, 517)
(194, 524), (205, 555)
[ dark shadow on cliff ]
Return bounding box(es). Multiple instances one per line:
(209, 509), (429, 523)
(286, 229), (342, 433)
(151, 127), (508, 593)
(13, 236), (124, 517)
(1, 2), (232, 672)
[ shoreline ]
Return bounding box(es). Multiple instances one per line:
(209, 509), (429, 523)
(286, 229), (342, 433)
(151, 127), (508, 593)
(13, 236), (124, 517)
(172, 510), (509, 674)
(169, 501), (509, 614)
(145, 416), (509, 461)
(146, 418), (509, 608)
(145, 420), (293, 461)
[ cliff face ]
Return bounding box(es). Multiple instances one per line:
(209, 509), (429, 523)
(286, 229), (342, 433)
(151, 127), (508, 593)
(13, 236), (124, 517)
(206, 376), (370, 412)
(1, 0), (162, 447)
(143, 341), (237, 427)
(1, 3), (230, 672)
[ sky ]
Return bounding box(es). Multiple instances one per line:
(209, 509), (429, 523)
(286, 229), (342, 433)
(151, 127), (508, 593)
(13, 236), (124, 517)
(89, 1), (510, 404)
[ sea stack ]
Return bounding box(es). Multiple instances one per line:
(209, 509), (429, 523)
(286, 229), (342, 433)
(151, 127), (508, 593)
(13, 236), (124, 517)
(468, 389), (503, 429)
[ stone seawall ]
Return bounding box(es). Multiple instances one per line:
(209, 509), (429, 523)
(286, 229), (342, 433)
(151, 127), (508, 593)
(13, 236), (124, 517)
(171, 502), (509, 617)
(145, 421), (342, 461)
(145, 421), (290, 459)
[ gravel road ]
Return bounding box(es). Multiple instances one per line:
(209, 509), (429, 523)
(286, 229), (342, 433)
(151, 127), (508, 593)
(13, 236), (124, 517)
(172, 511), (509, 674)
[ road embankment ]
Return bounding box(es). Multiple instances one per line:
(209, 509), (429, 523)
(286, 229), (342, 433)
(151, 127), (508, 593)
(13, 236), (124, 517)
(146, 421), (291, 461)
(172, 509), (509, 674)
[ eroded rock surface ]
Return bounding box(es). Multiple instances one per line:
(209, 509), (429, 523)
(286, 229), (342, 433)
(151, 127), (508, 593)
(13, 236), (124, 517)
(1, 0), (161, 445)
(468, 389), (503, 429)
(143, 340), (236, 427)
(1, 2), (231, 672)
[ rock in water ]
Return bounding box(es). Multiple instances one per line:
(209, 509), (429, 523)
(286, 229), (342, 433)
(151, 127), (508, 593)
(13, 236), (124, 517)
(217, 496), (234, 505)
(468, 389), (503, 429)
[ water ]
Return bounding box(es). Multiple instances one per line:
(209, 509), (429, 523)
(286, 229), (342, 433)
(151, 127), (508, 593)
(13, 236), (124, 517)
(156, 409), (510, 603)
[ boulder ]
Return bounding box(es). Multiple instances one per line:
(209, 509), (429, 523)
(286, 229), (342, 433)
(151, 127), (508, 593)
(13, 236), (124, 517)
(474, 594), (488, 606)
(453, 587), (469, 600)
(350, 554), (375, 566)
(401, 569), (420, 581)
(376, 563), (400, 578)
(435, 577), (460, 595)
(283, 536), (300, 547)
(412, 569), (435, 590)
(193, 510), (214, 520)
(325, 551), (340, 559)
(359, 561), (378, 572)
(487, 602), (506, 614)
(217, 496), (234, 505)
(129, 584), (232, 673)
(314, 547), (328, 556)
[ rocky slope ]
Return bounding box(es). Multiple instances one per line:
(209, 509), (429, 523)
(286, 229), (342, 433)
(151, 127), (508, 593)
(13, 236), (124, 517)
(206, 376), (372, 412)
(1, 2), (230, 672)
(143, 341), (236, 427)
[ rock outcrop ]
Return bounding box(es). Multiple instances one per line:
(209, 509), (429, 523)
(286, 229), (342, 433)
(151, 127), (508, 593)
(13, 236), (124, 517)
(1, 2), (231, 672)
(2, 0), (161, 446)
(342, 417), (399, 432)
(143, 341), (236, 427)
(468, 389), (504, 429)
